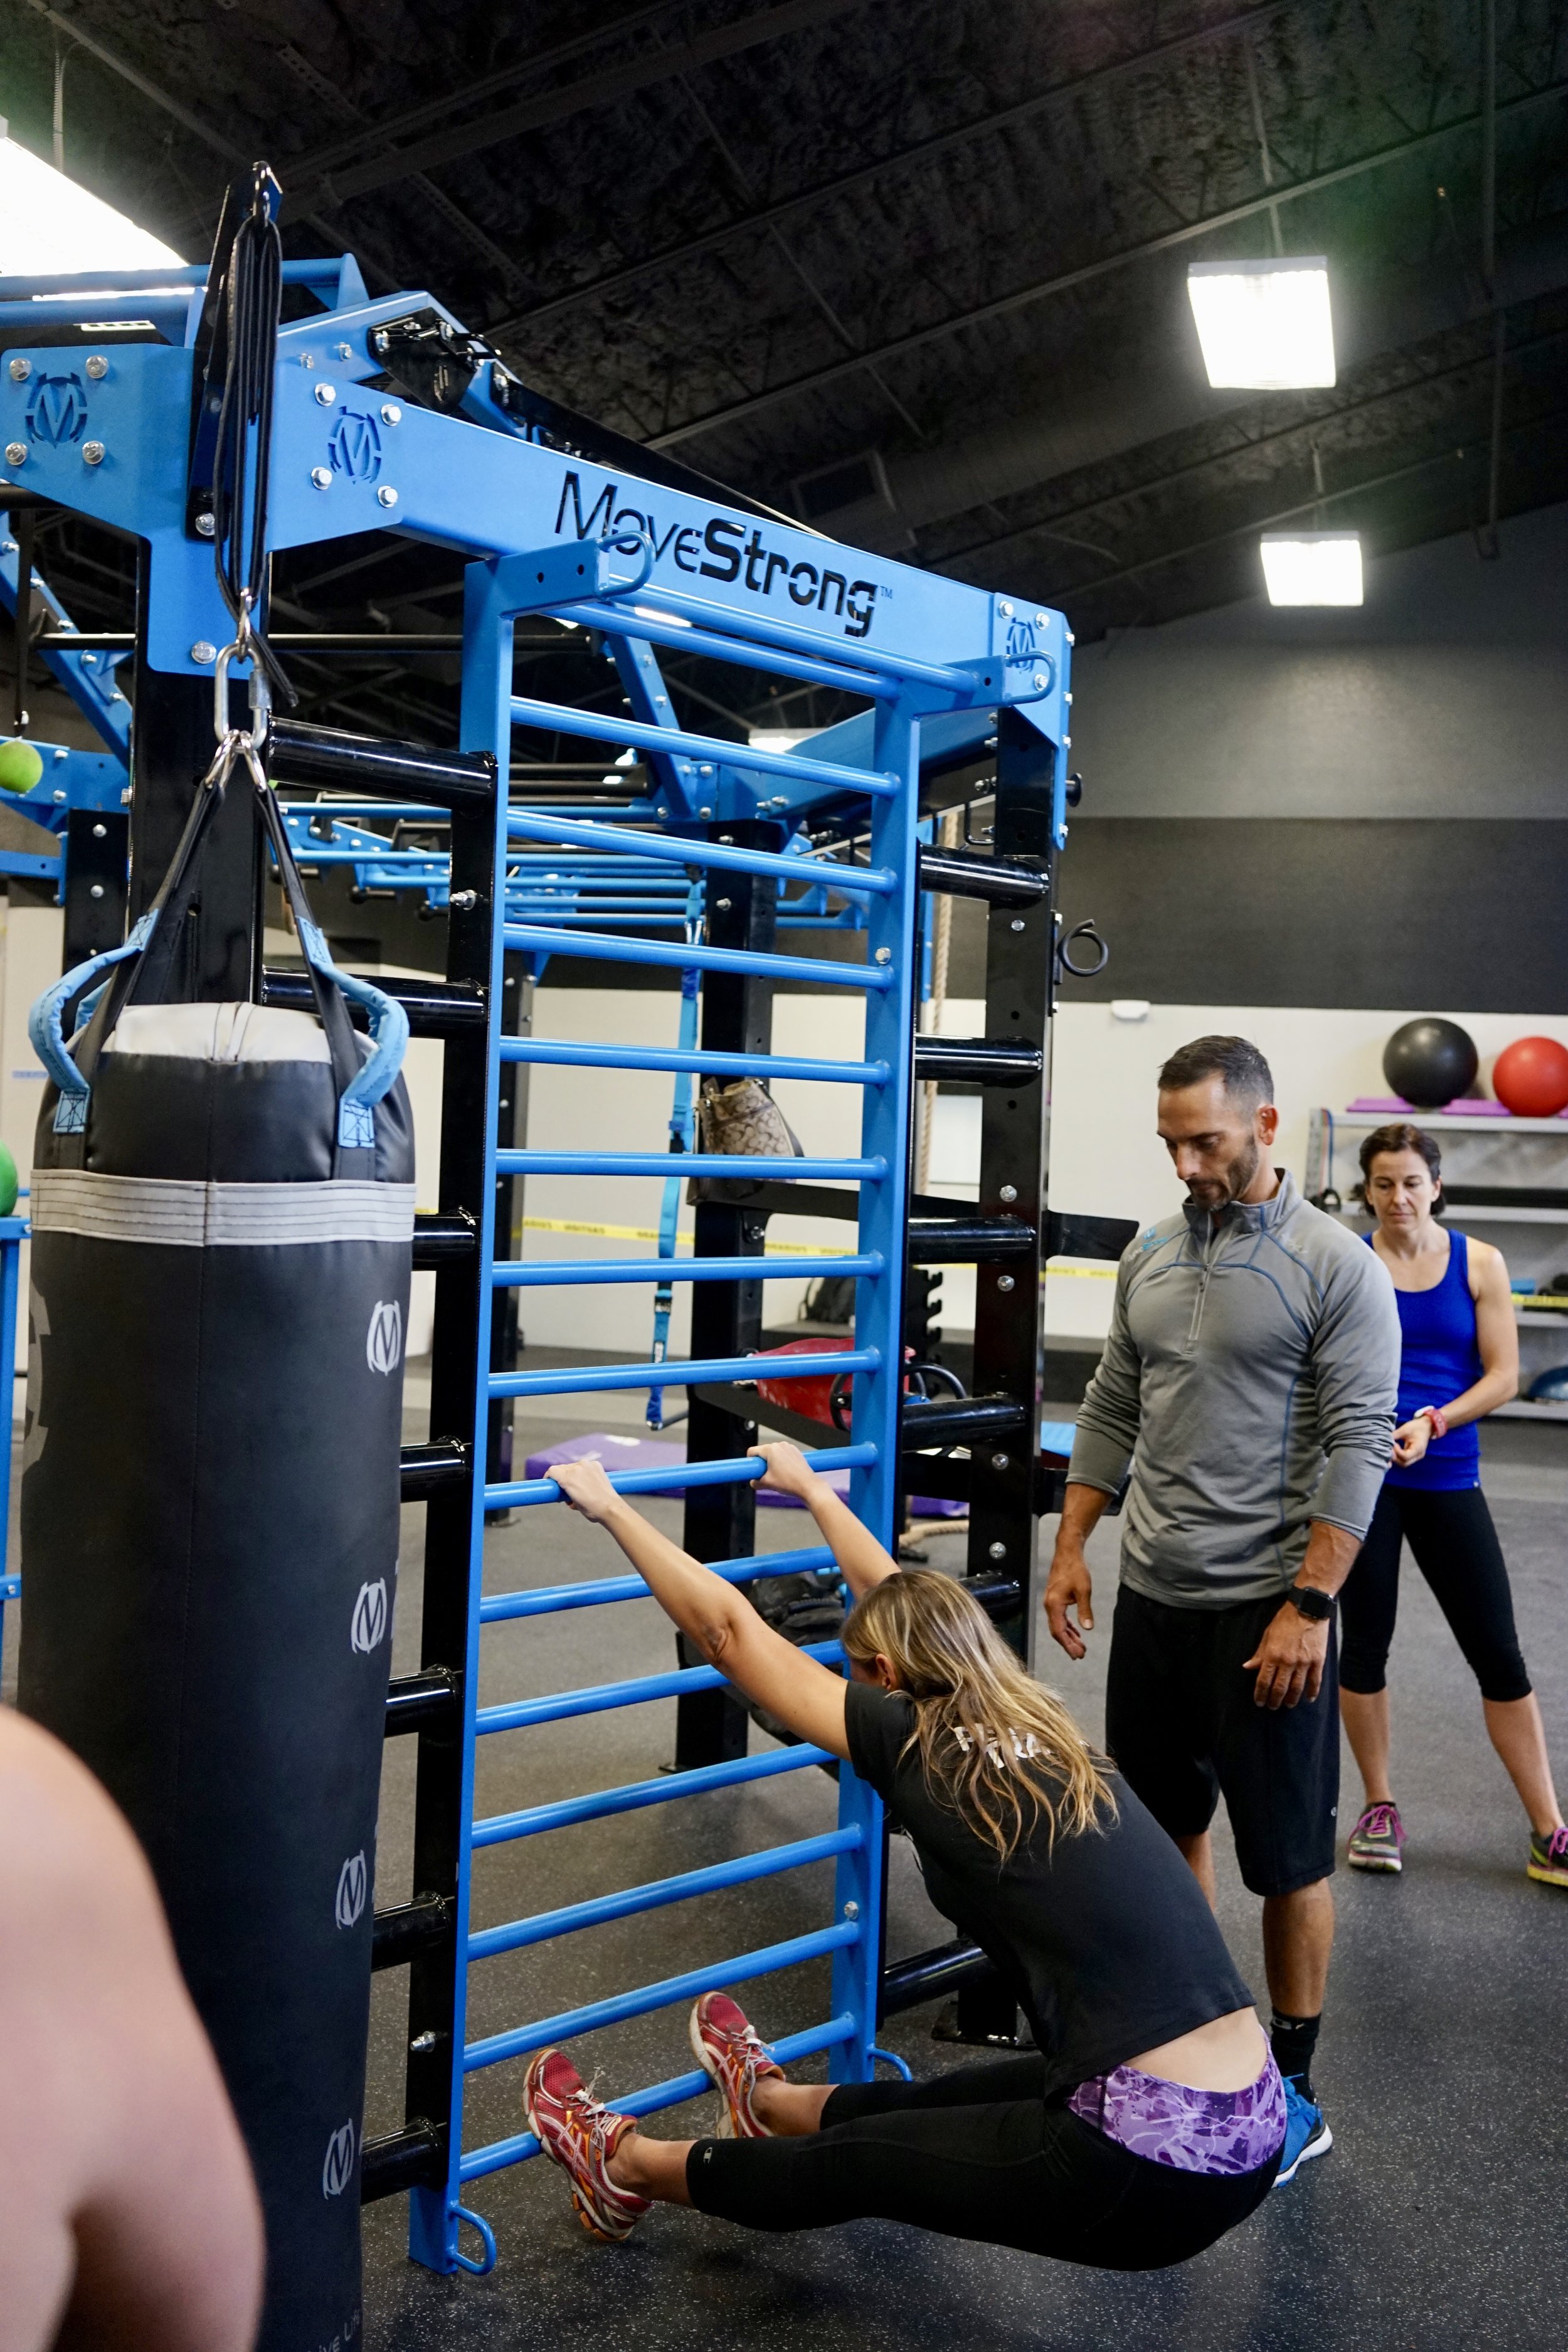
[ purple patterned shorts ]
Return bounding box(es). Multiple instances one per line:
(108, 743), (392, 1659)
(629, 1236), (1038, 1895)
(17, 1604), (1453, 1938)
(1067, 2049), (1286, 2177)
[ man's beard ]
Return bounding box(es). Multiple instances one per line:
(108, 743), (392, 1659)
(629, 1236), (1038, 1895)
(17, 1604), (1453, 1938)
(1186, 1135), (1262, 1209)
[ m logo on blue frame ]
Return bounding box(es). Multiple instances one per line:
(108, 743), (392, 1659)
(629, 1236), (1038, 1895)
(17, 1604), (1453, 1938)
(329, 410), (382, 482)
(26, 374), (88, 446)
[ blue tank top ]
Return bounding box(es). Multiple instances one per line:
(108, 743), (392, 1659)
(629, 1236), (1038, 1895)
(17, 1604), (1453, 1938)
(1364, 1228), (1482, 1490)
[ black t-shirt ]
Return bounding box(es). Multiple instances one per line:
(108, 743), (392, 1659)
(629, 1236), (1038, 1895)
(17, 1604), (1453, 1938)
(845, 1681), (1254, 2098)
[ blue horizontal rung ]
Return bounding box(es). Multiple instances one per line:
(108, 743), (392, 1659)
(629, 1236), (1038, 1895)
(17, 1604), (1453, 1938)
(502, 924), (893, 990)
(510, 694), (898, 797)
(475, 1640), (842, 1737)
(464, 1920), (859, 2073)
(483, 1438), (874, 1512)
(488, 1346), (876, 1401)
(458, 2016), (857, 2182)
(497, 1153), (878, 1181)
(500, 1037), (887, 1086)
(467, 1828), (861, 1962)
(480, 1542), (836, 1624)
(472, 1740), (835, 1847)
(490, 1252), (880, 1289)
(504, 808), (896, 896)
(560, 591), (902, 699)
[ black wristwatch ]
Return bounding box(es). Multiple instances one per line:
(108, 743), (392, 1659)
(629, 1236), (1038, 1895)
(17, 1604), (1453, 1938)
(1286, 1584), (1335, 1623)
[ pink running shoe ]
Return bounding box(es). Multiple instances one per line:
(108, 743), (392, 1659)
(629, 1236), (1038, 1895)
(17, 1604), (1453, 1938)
(1527, 1825), (1568, 1888)
(689, 1991), (784, 2139)
(523, 2048), (649, 2242)
(1347, 1800), (1406, 1873)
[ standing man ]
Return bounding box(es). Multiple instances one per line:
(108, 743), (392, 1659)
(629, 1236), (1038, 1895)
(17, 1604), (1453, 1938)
(1044, 1036), (1399, 2185)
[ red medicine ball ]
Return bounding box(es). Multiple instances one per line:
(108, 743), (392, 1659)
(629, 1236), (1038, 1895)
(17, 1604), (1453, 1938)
(1493, 1035), (1568, 1118)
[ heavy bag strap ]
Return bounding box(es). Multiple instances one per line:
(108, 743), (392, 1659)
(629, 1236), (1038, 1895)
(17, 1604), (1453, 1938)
(253, 780), (409, 1173)
(31, 721), (408, 1175)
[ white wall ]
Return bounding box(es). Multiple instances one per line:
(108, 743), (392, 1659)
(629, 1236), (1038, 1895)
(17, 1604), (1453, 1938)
(1047, 1001), (1568, 1342)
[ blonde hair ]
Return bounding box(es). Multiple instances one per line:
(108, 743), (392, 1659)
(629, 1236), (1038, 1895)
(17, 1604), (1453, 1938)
(842, 1571), (1115, 1860)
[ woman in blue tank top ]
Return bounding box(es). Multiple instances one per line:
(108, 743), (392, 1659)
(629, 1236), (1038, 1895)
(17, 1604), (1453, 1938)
(1338, 1121), (1567, 1887)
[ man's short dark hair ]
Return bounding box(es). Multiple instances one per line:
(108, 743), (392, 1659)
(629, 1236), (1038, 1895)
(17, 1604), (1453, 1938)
(1157, 1034), (1274, 1110)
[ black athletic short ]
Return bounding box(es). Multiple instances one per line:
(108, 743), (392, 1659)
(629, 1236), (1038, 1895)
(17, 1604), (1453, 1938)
(1104, 1584), (1339, 1899)
(1338, 1483), (1532, 1703)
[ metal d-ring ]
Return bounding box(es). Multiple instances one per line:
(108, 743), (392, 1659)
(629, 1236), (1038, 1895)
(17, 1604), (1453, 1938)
(596, 521), (656, 600)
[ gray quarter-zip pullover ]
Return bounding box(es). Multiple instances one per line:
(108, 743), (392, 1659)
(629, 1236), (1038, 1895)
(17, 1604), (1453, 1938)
(1067, 1170), (1400, 1608)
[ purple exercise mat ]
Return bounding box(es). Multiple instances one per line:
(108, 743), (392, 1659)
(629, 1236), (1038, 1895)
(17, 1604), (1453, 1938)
(523, 1430), (967, 1515)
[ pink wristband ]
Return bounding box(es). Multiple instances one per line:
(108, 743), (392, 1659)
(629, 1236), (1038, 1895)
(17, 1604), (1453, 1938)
(1417, 1404), (1449, 1441)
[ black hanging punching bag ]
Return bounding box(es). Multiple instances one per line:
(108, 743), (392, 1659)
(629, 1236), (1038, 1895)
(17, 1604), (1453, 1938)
(18, 773), (415, 2352)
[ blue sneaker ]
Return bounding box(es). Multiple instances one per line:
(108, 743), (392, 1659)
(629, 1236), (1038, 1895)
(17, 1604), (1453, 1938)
(1273, 2077), (1333, 2187)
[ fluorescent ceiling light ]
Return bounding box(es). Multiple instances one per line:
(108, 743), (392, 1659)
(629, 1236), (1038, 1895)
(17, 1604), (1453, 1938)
(0, 125), (184, 275)
(1187, 258), (1335, 389)
(1260, 532), (1363, 607)
(747, 729), (808, 753)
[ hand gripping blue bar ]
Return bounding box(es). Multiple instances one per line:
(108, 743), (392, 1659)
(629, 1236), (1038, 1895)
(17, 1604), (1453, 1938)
(484, 1437), (873, 1512)
(467, 1830), (861, 1962)
(459, 2017), (856, 2183)
(463, 1920), (859, 2073)
(30, 914), (157, 1133)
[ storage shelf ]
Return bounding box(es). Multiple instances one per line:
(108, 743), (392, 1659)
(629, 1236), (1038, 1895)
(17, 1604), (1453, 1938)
(1492, 1399), (1568, 1421)
(1333, 1204), (1568, 1226)
(1335, 1111), (1568, 1135)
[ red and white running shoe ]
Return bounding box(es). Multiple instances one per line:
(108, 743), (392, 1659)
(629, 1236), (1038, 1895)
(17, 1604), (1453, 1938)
(689, 1991), (784, 2139)
(523, 2048), (650, 2242)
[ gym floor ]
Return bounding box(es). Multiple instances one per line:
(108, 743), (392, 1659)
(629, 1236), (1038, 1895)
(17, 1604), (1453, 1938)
(4, 1406), (1557, 2348)
(341, 1398), (1568, 2352)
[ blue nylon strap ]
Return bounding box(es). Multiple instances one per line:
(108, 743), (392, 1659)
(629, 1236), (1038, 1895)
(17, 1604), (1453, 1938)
(294, 914), (411, 1149)
(31, 914), (158, 1133)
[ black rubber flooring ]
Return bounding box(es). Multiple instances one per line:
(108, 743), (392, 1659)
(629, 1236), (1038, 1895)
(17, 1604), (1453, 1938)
(3, 1417), (1562, 2349)
(356, 1416), (1568, 2352)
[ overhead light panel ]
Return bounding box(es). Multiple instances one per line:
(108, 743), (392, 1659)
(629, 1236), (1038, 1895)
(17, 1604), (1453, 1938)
(1187, 258), (1335, 389)
(0, 123), (184, 274)
(1260, 532), (1363, 607)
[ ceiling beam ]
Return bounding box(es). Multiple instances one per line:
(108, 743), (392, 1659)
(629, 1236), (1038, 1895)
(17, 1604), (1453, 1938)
(489, 0), (1293, 337)
(281, 0), (874, 218)
(1044, 399), (1568, 610)
(938, 315), (1568, 575)
(647, 75), (1568, 449)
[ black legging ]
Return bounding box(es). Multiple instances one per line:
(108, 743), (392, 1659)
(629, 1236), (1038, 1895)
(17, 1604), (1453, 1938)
(685, 2054), (1279, 2270)
(1339, 1485), (1532, 1703)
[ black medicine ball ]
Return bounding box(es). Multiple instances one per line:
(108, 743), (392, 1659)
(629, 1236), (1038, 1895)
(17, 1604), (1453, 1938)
(1382, 1017), (1479, 1110)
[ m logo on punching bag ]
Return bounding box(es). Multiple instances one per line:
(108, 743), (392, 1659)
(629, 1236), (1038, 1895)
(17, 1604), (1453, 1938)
(350, 1580), (388, 1655)
(334, 1851), (368, 1929)
(366, 1300), (402, 1375)
(322, 2121), (356, 2199)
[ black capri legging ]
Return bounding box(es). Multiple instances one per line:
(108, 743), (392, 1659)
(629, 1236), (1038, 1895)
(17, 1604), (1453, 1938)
(686, 2054), (1278, 2270)
(1339, 1484), (1532, 1703)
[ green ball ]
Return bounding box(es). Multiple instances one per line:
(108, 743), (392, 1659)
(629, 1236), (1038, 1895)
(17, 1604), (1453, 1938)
(0, 738), (44, 794)
(0, 1143), (18, 1218)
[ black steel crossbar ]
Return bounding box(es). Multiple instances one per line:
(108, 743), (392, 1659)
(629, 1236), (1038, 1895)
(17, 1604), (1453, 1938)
(268, 718), (496, 809)
(916, 845), (1048, 907)
(913, 1037), (1045, 1085)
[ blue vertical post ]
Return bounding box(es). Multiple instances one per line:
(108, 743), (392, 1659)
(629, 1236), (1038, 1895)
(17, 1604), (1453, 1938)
(831, 694), (922, 2083)
(406, 562), (515, 2274)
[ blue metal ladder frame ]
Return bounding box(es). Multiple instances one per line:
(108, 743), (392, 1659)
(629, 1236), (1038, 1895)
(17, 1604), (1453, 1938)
(0, 255), (1073, 2283)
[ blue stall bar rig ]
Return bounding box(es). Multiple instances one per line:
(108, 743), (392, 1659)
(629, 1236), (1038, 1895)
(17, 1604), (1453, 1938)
(0, 240), (1089, 2277)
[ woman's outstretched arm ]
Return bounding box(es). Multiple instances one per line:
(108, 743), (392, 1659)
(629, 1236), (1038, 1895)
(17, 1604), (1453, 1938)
(551, 1458), (853, 1759)
(748, 1441), (900, 1599)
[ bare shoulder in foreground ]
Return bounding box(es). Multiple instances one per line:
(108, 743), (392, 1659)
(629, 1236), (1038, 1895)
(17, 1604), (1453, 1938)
(0, 1707), (263, 2352)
